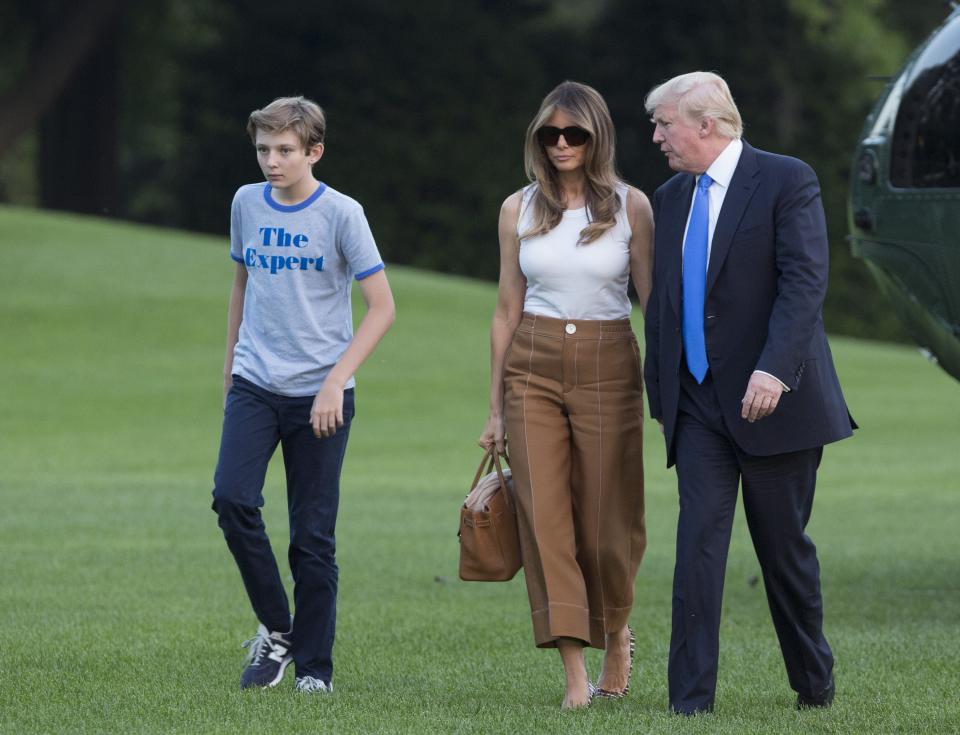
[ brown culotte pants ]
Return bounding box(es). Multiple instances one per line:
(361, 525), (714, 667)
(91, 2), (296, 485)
(504, 313), (646, 649)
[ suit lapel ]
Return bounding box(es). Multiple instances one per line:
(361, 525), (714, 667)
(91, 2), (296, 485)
(663, 175), (696, 317)
(706, 142), (760, 295)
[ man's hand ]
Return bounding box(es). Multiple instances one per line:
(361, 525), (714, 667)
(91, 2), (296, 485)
(740, 371), (784, 423)
(310, 381), (345, 438)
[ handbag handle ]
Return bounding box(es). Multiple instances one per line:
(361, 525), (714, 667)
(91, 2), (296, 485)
(470, 446), (509, 489)
(470, 447), (513, 509)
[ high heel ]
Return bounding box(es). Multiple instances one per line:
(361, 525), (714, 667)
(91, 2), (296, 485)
(593, 625), (635, 699)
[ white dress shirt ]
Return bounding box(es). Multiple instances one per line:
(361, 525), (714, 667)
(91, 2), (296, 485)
(681, 137), (743, 262)
(681, 137), (788, 390)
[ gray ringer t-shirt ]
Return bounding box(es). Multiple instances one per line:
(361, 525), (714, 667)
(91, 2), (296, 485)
(229, 182), (384, 396)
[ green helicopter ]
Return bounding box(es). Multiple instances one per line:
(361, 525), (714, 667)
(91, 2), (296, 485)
(849, 6), (960, 381)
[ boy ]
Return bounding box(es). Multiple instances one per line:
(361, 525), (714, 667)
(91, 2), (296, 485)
(212, 96), (395, 693)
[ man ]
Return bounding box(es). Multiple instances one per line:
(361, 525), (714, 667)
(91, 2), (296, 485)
(643, 72), (855, 715)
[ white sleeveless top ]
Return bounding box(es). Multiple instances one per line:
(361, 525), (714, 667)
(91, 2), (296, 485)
(517, 183), (632, 320)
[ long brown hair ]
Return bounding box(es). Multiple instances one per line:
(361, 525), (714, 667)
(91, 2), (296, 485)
(521, 81), (622, 244)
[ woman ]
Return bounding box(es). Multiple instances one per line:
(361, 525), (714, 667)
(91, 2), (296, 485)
(479, 81), (653, 710)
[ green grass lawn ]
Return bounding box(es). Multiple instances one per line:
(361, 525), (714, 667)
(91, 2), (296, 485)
(1, 204), (958, 734)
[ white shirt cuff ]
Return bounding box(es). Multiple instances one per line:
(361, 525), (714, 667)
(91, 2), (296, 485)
(753, 370), (790, 392)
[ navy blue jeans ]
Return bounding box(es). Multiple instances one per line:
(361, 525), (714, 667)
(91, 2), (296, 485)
(212, 375), (354, 682)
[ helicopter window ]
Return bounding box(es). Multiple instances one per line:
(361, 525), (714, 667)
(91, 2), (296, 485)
(891, 43), (960, 188)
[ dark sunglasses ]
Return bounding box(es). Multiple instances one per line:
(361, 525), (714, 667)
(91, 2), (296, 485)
(536, 125), (591, 147)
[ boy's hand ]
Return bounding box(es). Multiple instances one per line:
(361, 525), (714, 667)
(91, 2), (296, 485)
(310, 381), (345, 438)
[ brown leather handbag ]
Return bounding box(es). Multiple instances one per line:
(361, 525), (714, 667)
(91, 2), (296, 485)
(458, 448), (521, 581)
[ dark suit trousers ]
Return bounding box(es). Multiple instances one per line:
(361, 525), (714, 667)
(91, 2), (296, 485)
(669, 369), (833, 714)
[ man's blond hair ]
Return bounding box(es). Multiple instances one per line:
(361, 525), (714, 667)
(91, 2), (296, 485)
(645, 72), (743, 139)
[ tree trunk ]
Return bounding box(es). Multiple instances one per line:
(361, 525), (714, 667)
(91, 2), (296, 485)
(0, 0), (125, 159)
(38, 23), (121, 215)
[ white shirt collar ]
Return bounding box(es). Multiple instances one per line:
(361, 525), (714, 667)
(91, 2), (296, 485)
(700, 138), (743, 189)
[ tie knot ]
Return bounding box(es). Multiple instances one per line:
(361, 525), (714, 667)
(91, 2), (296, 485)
(698, 173), (713, 191)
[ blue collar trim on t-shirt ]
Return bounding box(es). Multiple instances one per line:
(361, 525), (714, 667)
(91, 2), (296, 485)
(262, 182), (327, 212)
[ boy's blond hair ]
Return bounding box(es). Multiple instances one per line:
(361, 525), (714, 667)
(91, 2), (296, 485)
(246, 96), (326, 149)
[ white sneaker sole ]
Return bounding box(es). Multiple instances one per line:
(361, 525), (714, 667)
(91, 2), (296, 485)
(265, 657), (292, 687)
(241, 656), (292, 689)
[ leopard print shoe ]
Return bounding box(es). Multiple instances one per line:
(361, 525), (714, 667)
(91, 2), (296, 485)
(593, 626), (635, 699)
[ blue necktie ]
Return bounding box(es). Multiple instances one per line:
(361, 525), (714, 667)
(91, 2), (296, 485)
(682, 173), (712, 383)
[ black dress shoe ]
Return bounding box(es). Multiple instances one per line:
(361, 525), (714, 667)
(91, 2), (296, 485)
(669, 702), (714, 716)
(796, 676), (835, 710)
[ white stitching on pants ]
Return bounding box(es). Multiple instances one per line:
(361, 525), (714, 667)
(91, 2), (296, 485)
(522, 315), (538, 565)
(574, 339), (579, 389)
(594, 331), (607, 629)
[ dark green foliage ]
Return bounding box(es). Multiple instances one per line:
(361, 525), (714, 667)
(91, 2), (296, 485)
(591, 0), (915, 339)
(126, 0), (554, 280)
(0, 0), (949, 340)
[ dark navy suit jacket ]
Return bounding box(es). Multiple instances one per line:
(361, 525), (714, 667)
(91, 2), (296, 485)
(644, 141), (855, 467)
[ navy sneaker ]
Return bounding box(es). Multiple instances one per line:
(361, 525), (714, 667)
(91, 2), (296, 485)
(240, 624), (292, 689)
